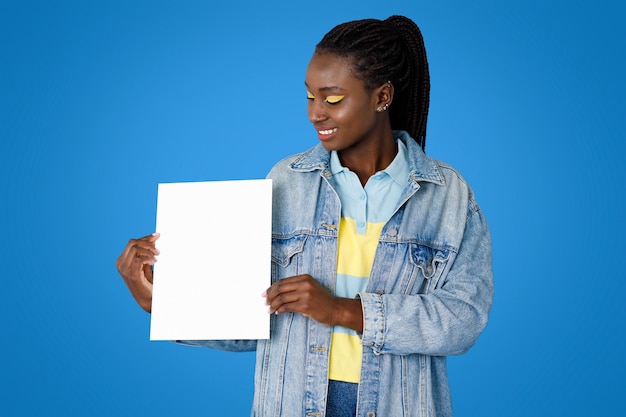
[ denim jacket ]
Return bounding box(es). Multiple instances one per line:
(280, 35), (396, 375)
(181, 131), (494, 417)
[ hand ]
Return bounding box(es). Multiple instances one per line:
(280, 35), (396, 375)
(115, 233), (160, 313)
(263, 274), (363, 332)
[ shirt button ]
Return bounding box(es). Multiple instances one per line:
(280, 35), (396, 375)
(357, 221), (365, 228)
(359, 194), (366, 200)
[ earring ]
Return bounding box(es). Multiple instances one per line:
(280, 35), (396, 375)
(383, 103), (390, 111)
(376, 106), (383, 112)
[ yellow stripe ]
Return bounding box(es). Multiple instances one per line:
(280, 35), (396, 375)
(328, 332), (362, 383)
(330, 218), (384, 382)
(336, 217), (385, 277)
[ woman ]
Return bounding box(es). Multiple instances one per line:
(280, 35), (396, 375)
(117, 15), (493, 417)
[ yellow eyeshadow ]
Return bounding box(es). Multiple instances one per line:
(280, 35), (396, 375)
(307, 91), (315, 99)
(325, 95), (345, 104)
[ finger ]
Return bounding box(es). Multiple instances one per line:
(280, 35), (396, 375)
(143, 263), (154, 284)
(268, 291), (301, 314)
(132, 234), (161, 255)
(264, 280), (300, 305)
(263, 275), (317, 309)
(273, 300), (304, 316)
(128, 233), (160, 254)
(265, 274), (311, 295)
(128, 244), (160, 266)
(137, 232), (160, 241)
(119, 251), (156, 279)
(132, 252), (158, 269)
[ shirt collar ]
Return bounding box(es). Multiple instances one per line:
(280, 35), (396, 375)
(328, 139), (409, 186)
(384, 139), (409, 186)
(329, 150), (347, 175)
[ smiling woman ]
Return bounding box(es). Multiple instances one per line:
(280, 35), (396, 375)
(117, 15), (493, 417)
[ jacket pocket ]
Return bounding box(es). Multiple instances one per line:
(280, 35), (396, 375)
(405, 244), (450, 294)
(271, 235), (308, 280)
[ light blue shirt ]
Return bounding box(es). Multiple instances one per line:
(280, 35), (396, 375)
(329, 139), (410, 234)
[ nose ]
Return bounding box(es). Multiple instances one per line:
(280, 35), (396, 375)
(308, 99), (327, 123)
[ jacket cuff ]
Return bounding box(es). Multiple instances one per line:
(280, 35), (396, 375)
(357, 292), (385, 355)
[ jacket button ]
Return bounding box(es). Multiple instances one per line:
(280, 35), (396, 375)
(367, 412), (376, 417)
(387, 229), (397, 236)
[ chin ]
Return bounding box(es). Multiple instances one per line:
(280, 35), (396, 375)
(319, 141), (339, 151)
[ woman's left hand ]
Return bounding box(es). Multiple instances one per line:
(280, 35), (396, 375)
(263, 274), (363, 332)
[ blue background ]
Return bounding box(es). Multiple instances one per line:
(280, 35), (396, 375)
(1, 0), (624, 415)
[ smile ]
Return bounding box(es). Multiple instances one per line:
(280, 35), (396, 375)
(318, 128), (338, 135)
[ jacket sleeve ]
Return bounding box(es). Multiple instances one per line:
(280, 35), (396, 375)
(175, 339), (257, 352)
(358, 203), (494, 356)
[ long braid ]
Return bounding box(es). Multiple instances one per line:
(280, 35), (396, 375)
(386, 16), (430, 149)
(315, 16), (430, 150)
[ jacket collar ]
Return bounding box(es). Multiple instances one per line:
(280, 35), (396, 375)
(289, 130), (444, 186)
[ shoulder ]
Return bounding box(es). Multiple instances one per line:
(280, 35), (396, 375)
(432, 158), (470, 188)
(431, 157), (483, 215)
(266, 153), (304, 178)
(400, 132), (482, 213)
(266, 144), (329, 181)
(400, 131), (471, 189)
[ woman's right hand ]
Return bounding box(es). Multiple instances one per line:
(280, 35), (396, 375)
(115, 233), (160, 313)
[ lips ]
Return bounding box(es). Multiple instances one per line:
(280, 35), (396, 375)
(316, 127), (338, 141)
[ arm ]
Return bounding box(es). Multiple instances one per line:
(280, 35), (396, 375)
(359, 206), (494, 356)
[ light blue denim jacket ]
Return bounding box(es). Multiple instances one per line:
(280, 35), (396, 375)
(181, 131), (494, 417)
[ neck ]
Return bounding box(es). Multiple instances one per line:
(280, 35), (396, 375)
(338, 132), (397, 186)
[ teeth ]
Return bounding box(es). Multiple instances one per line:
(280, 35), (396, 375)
(319, 128), (337, 135)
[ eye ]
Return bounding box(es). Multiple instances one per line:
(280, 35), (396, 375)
(325, 95), (345, 104)
(307, 91), (315, 100)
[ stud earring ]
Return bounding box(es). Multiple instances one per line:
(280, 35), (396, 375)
(383, 103), (390, 111)
(376, 106), (383, 112)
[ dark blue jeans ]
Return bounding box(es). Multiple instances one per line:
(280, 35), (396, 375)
(326, 380), (358, 417)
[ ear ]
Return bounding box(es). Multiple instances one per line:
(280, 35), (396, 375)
(375, 81), (394, 112)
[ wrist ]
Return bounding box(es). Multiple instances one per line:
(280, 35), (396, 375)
(334, 297), (364, 333)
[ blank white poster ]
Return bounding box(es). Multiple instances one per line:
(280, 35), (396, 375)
(150, 179), (272, 341)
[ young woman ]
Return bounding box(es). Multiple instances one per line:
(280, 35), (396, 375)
(117, 15), (493, 417)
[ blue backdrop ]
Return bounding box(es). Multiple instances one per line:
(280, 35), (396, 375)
(1, 0), (624, 415)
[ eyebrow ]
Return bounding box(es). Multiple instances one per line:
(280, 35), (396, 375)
(304, 81), (345, 92)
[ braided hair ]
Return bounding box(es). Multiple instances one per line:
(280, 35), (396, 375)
(315, 15), (430, 150)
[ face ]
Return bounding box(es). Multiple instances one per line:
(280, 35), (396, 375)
(305, 53), (385, 152)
